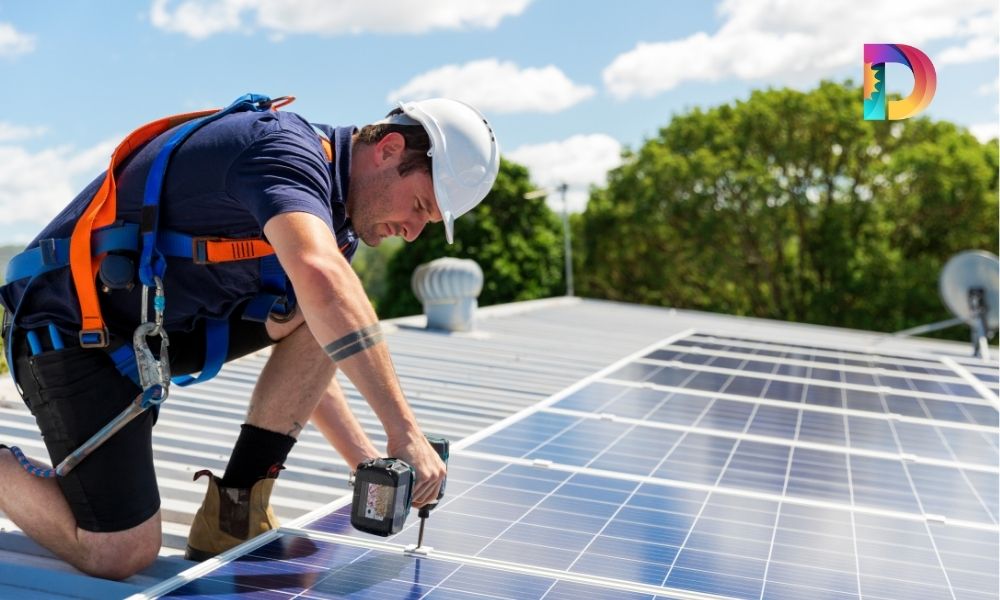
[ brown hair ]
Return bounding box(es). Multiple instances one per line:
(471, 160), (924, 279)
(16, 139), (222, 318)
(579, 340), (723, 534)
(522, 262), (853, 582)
(356, 108), (432, 178)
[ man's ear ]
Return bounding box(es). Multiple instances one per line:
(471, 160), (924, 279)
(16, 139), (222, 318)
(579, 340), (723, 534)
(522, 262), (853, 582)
(374, 132), (406, 166)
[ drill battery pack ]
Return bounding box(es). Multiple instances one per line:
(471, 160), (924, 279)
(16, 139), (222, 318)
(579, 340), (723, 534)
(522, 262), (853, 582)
(350, 458), (415, 536)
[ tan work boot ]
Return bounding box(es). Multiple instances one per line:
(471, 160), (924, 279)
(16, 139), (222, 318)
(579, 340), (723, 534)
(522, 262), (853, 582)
(184, 467), (281, 561)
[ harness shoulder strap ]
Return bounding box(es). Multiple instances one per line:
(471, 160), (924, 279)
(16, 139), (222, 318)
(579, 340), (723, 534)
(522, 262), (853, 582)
(70, 109), (217, 347)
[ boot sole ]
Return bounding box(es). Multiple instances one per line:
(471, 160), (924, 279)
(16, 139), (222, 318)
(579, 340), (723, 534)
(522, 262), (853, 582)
(184, 545), (219, 562)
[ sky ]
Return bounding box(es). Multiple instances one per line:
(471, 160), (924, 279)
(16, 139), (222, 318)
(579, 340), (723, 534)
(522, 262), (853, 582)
(0, 0), (996, 244)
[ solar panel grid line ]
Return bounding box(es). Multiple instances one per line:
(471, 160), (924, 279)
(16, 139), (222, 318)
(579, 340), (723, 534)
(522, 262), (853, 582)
(653, 348), (999, 428)
(598, 378), (998, 434)
(868, 370), (997, 523)
(460, 336), (992, 596)
(286, 463), (732, 593)
(756, 380), (808, 600)
(634, 356), (985, 406)
(861, 374), (967, 599)
(944, 352), (1000, 369)
(657, 343), (975, 387)
(460, 364), (707, 585)
(553, 365), (728, 584)
(683, 335), (941, 369)
(540, 406), (999, 474)
(456, 410), (788, 596)
(687, 334), (1000, 380)
(866, 369), (999, 527)
(658, 440), (767, 592)
(286, 456), (748, 596)
(457, 449), (1000, 534)
(841, 388), (866, 600)
(544, 376), (996, 520)
(453, 328), (697, 453)
(653, 353), (782, 595)
(274, 528), (733, 600)
(836, 367), (946, 600)
(692, 333), (983, 371)
(941, 357), (1000, 410)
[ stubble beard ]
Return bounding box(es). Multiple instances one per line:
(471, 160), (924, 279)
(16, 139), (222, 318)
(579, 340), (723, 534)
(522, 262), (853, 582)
(347, 168), (395, 247)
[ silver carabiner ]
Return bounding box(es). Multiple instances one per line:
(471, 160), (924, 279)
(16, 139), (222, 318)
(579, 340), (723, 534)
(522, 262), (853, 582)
(135, 275), (171, 403)
(133, 321), (171, 403)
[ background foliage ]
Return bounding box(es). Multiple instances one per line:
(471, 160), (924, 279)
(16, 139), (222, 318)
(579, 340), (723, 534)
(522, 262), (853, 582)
(575, 81), (998, 336)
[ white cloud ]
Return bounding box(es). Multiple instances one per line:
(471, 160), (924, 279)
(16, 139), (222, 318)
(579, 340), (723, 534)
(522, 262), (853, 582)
(978, 78), (999, 95)
(0, 22), (35, 57)
(940, 13), (999, 64)
(939, 36), (999, 65)
(0, 123), (47, 143)
(507, 134), (623, 213)
(0, 138), (117, 236)
(150, 0), (530, 39)
(388, 59), (595, 114)
(603, 0), (998, 99)
(969, 122), (999, 142)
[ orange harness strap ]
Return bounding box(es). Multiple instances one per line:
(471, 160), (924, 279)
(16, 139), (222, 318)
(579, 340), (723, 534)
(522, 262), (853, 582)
(193, 237), (276, 264)
(70, 110), (218, 346)
(320, 137), (333, 161)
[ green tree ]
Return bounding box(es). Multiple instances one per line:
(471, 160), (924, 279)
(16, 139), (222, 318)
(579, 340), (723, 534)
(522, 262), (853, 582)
(351, 236), (403, 313)
(378, 158), (564, 318)
(578, 80), (999, 334)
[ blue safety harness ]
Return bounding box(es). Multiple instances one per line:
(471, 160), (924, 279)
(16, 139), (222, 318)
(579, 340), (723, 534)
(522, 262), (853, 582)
(3, 93), (296, 389)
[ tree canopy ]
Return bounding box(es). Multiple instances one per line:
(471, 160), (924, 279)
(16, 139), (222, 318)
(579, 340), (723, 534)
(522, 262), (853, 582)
(376, 158), (565, 318)
(577, 80), (999, 335)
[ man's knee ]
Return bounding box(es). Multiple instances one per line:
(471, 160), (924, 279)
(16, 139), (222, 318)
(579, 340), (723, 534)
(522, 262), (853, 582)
(77, 514), (161, 580)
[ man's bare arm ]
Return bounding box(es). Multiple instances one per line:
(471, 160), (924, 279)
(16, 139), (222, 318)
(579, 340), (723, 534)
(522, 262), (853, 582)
(311, 373), (380, 469)
(264, 211), (445, 505)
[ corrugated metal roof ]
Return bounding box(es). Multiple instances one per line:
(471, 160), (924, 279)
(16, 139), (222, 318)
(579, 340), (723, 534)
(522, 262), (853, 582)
(0, 296), (995, 596)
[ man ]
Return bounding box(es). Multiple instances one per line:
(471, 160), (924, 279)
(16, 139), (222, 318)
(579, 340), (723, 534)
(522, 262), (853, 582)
(0, 96), (499, 579)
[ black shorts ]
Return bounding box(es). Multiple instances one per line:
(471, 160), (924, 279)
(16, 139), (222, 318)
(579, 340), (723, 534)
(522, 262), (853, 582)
(11, 313), (277, 533)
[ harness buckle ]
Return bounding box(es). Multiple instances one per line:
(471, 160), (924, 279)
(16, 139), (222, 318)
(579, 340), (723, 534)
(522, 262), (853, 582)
(262, 96), (295, 110)
(192, 237), (215, 265)
(78, 327), (109, 348)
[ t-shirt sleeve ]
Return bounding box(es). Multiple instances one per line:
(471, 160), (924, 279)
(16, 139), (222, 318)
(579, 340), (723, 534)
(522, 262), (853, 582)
(225, 127), (335, 231)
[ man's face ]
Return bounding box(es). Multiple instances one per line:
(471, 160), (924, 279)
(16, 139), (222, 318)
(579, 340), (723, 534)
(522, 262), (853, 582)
(348, 133), (443, 246)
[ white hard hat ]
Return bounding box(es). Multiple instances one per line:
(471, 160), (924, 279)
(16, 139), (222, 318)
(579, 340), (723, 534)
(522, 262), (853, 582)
(382, 98), (500, 244)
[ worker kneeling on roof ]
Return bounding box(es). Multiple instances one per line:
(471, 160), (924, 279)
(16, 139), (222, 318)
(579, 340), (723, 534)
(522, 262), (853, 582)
(0, 94), (499, 579)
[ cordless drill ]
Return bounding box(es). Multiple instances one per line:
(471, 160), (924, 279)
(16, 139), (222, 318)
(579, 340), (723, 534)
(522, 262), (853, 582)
(350, 435), (449, 547)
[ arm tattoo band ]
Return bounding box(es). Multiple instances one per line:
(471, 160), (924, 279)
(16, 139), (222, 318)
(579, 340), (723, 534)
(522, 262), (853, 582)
(324, 323), (385, 362)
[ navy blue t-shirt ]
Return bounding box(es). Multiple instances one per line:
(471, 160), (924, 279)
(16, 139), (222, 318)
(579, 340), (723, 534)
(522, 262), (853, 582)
(2, 110), (359, 337)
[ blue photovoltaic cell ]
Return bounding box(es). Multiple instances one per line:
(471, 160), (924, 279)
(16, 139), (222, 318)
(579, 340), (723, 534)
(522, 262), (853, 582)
(682, 335), (925, 365)
(619, 349), (996, 427)
(302, 451), (995, 600)
(165, 532), (673, 599)
(466, 403), (995, 525)
(172, 333), (999, 600)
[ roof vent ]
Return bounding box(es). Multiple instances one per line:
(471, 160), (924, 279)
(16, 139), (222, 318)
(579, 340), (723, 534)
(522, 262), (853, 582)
(411, 257), (483, 332)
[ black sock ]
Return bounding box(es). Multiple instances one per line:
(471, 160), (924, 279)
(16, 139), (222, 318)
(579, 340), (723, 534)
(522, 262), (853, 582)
(221, 424), (296, 488)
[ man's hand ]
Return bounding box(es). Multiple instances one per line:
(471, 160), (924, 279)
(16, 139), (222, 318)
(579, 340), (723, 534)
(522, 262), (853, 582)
(388, 433), (446, 508)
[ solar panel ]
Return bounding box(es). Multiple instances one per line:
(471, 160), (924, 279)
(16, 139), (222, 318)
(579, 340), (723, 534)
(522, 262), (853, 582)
(157, 532), (668, 599)
(146, 331), (999, 600)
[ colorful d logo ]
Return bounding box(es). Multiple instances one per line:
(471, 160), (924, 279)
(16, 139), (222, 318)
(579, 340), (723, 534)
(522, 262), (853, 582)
(863, 44), (937, 120)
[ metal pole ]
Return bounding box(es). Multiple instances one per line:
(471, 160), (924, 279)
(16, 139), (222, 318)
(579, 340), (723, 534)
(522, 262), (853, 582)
(558, 182), (573, 297)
